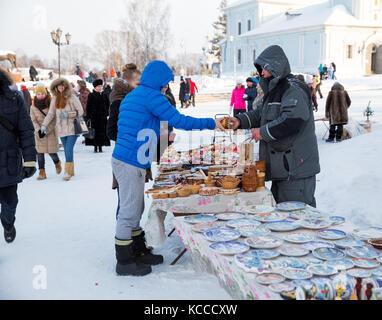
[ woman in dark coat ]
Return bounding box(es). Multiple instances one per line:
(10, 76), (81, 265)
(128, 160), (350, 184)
(85, 79), (110, 152)
(179, 77), (190, 108)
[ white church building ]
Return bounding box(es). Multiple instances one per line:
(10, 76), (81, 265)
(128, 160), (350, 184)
(219, 0), (382, 77)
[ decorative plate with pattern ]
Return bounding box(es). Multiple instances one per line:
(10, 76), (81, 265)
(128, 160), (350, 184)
(288, 208), (324, 220)
(234, 252), (270, 274)
(297, 218), (332, 230)
(269, 282), (296, 293)
(215, 212), (245, 221)
(269, 257), (308, 270)
(202, 228), (241, 242)
(377, 256), (382, 264)
(351, 227), (382, 241)
(237, 225), (271, 238)
(334, 239), (365, 249)
(209, 241), (249, 255)
(313, 247), (346, 261)
(264, 221), (301, 232)
(352, 258), (380, 269)
(244, 249), (280, 260)
(278, 245), (310, 257)
(301, 241), (335, 251)
(240, 205), (275, 215)
(192, 221), (227, 233)
(255, 273), (285, 285)
(372, 267), (382, 277)
(345, 246), (380, 259)
(346, 268), (372, 278)
(252, 211), (289, 222)
(291, 279), (314, 288)
(324, 259), (355, 270)
(276, 202), (307, 212)
(317, 229), (347, 240)
(226, 218), (261, 229)
(307, 265), (338, 277)
(244, 235), (283, 249)
(282, 232), (314, 244)
(282, 268), (313, 280)
(184, 214), (218, 224)
(329, 216), (346, 225)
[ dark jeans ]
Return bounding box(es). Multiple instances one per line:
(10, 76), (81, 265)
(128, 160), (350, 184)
(37, 153), (60, 169)
(316, 84), (323, 98)
(271, 176), (317, 208)
(0, 185), (18, 231)
(190, 93), (196, 106)
(329, 124), (343, 140)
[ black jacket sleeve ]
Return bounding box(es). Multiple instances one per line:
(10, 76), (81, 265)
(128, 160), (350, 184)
(107, 100), (121, 141)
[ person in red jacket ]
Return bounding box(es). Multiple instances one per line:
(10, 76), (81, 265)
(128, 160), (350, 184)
(188, 77), (198, 107)
(230, 80), (246, 117)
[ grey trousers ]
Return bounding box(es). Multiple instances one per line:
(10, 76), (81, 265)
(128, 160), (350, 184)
(271, 176), (317, 208)
(112, 157), (146, 240)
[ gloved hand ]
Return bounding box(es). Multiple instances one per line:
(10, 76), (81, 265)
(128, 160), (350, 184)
(40, 125), (46, 135)
(243, 94), (248, 100)
(22, 162), (37, 179)
(59, 112), (69, 120)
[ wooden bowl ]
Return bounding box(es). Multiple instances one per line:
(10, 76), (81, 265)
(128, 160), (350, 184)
(152, 193), (160, 199)
(368, 238), (382, 250)
(199, 187), (219, 196)
(177, 187), (192, 198)
(169, 192), (178, 199)
(159, 193), (169, 199)
(187, 177), (204, 185)
(188, 185), (202, 194)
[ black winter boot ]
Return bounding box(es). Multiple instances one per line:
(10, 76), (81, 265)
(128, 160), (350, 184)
(115, 239), (152, 276)
(94, 146), (98, 153)
(4, 226), (16, 243)
(132, 230), (164, 265)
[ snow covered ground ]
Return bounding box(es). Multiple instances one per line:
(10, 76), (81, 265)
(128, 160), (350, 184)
(0, 77), (381, 300)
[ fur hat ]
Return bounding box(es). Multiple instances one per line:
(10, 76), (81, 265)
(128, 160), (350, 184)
(77, 79), (86, 89)
(93, 79), (103, 88)
(35, 85), (47, 95)
(0, 67), (15, 88)
(50, 78), (72, 99)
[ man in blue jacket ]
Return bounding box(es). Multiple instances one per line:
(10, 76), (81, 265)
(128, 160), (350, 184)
(112, 60), (224, 276)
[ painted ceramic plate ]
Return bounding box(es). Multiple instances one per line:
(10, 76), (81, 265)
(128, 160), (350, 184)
(324, 259), (355, 270)
(276, 201), (307, 212)
(255, 273), (285, 285)
(226, 218), (261, 229)
(291, 279), (314, 288)
(377, 256), (382, 264)
(202, 228), (241, 242)
(245, 249), (280, 260)
(192, 221), (227, 233)
(244, 236), (283, 249)
(347, 268), (372, 278)
(264, 221), (300, 232)
(297, 218), (333, 230)
(289, 208), (324, 220)
(352, 227), (382, 241)
(352, 258), (380, 269)
(303, 257), (323, 265)
(307, 265), (338, 276)
(372, 267), (382, 277)
(237, 225), (271, 238)
(282, 268), (313, 280)
(184, 214), (218, 224)
(240, 205), (275, 215)
(345, 246), (380, 259)
(313, 247), (346, 260)
(334, 239), (365, 249)
(329, 216), (346, 225)
(278, 245), (310, 257)
(301, 241), (335, 251)
(282, 232), (314, 244)
(317, 229), (347, 240)
(215, 212), (245, 221)
(209, 241), (249, 255)
(252, 211), (289, 222)
(269, 282), (296, 293)
(234, 252), (270, 274)
(270, 257), (308, 269)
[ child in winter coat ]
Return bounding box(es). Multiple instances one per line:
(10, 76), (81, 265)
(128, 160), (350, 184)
(230, 81), (246, 116)
(111, 60), (223, 277)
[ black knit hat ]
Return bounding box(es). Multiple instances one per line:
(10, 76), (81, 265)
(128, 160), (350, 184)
(93, 79), (103, 88)
(246, 77), (254, 83)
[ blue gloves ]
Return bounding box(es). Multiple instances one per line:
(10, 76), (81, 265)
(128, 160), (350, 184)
(40, 125), (46, 134)
(59, 112), (69, 120)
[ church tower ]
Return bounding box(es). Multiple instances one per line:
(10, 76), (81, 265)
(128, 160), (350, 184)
(331, 0), (382, 22)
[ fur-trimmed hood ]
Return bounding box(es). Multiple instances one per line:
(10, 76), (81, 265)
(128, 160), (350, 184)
(50, 78), (72, 99)
(109, 78), (133, 105)
(0, 67), (15, 88)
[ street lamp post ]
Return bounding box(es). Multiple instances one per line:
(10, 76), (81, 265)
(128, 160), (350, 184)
(50, 28), (71, 78)
(229, 36), (236, 82)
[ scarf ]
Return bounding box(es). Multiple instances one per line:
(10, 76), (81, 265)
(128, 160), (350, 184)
(34, 96), (51, 111)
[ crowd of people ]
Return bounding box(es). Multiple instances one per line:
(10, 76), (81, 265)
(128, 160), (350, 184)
(0, 47), (354, 278)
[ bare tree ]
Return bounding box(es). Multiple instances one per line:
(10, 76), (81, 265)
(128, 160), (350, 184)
(93, 30), (124, 72)
(61, 43), (94, 73)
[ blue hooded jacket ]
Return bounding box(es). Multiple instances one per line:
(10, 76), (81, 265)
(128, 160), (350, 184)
(112, 61), (216, 169)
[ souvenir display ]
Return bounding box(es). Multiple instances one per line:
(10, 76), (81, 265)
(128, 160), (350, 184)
(244, 249), (280, 260)
(217, 175), (241, 190)
(226, 218), (261, 229)
(239, 205), (274, 215)
(234, 252), (270, 274)
(313, 247), (346, 260)
(270, 257), (308, 270)
(237, 225), (271, 238)
(244, 235), (283, 249)
(276, 201), (307, 212)
(269, 282), (296, 293)
(192, 221), (227, 233)
(288, 208), (324, 220)
(303, 257), (324, 265)
(218, 188), (241, 196)
(307, 265), (338, 277)
(184, 214), (218, 224)
(301, 241), (335, 251)
(346, 246), (380, 259)
(372, 267), (382, 277)
(282, 268), (313, 280)
(352, 227), (382, 241)
(252, 211), (289, 223)
(202, 227), (241, 242)
(329, 216), (346, 225)
(352, 258), (380, 269)
(347, 268), (373, 278)
(215, 212), (245, 221)
(310, 278), (334, 300)
(241, 165), (258, 192)
(209, 241), (249, 255)
(282, 232), (314, 244)
(277, 245), (310, 257)
(325, 259), (355, 271)
(291, 279), (314, 288)
(255, 273), (285, 285)
(263, 220), (300, 232)
(317, 229), (347, 240)
(334, 239), (365, 249)
(199, 187), (219, 196)
(297, 218), (332, 230)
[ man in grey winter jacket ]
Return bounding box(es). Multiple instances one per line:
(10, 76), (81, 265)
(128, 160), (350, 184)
(227, 45), (320, 207)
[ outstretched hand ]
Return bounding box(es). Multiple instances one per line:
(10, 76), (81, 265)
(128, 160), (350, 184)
(214, 118), (226, 132)
(228, 117), (241, 130)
